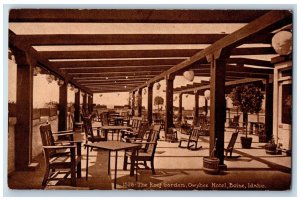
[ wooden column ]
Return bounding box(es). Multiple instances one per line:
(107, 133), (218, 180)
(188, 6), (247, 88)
(13, 48), (38, 170)
(137, 88), (142, 117)
(132, 91), (136, 116)
(58, 81), (68, 131)
(88, 94), (93, 113)
(178, 93), (183, 122)
(82, 92), (87, 115)
(147, 83), (154, 124)
(74, 89), (80, 122)
(193, 92), (199, 126)
(205, 99), (208, 117)
(165, 75), (174, 134)
(207, 51), (228, 169)
(265, 78), (273, 142)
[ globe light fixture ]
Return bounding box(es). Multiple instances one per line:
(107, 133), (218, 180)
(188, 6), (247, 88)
(46, 74), (54, 83)
(271, 30), (292, 55)
(57, 79), (64, 87)
(74, 88), (79, 93)
(183, 70), (195, 82)
(204, 90), (210, 100)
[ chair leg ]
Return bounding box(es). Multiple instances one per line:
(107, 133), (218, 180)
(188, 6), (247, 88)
(151, 159), (155, 175)
(42, 167), (50, 187)
(129, 157), (135, 176)
(123, 155), (128, 170)
(71, 166), (76, 186)
(77, 162), (82, 178)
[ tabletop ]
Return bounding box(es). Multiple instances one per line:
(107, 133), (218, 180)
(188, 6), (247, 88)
(100, 125), (130, 130)
(85, 141), (140, 151)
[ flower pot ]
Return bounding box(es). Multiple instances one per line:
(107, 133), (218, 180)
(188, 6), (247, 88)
(265, 143), (277, 155)
(203, 157), (220, 175)
(241, 137), (252, 149)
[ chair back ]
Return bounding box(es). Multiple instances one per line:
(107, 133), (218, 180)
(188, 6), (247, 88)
(227, 131), (239, 150)
(82, 117), (96, 141)
(39, 124), (56, 158)
(189, 127), (201, 142)
(145, 124), (161, 156)
(129, 116), (143, 133)
(136, 122), (149, 139)
(102, 112), (109, 126)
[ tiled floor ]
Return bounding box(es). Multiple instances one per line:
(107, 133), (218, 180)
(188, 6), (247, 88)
(7, 127), (292, 190)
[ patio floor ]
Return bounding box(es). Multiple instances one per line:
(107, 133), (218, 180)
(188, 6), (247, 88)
(7, 127), (291, 191)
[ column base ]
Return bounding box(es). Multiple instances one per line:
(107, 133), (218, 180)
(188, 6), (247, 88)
(219, 164), (227, 171)
(28, 162), (39, 170)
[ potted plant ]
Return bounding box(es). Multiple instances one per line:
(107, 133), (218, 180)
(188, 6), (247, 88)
(203, 139), (220, 174)
(229, 84), (264, 148)
(265, 138), (282, 155)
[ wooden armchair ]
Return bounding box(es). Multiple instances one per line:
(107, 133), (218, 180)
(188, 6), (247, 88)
(225, 132), (239, 158)
(121, 116), (143, 138)
(123, 124), (161, 176)
(39, 124), (82, 187)
(229, 115), (240, 128)
(165, 127), (178, 143)
(82, 116), (107, 144)
(70, 114), (84, 132)
(178, 126), (202, 150)
(122, 122), (149, 143)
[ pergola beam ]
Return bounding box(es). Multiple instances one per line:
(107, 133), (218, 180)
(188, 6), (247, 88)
(61, 66), (173, 74)
(52, 59), (183, 68)
(40, 47), (276, 60)
(174, 78), (264, 94)
(9, 9), (270, 23)
(12, 33), (273, 47)
(132, 10), (291, 91)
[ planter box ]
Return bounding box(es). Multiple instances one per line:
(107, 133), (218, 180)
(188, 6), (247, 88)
(203, 157), (220, 175)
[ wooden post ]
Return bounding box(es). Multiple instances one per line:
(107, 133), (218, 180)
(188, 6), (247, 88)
(83, 92), (87, 115)
(147, 83), (153, 124)
(137, 88), (142, 117)
(193, 91), (199, 126)
(58, 81), (68, 131)
(132, 91), (136, 116)
(13, 48), (38, 170)
(88, 94), (93, 113)
(178, 93), (183, 122)
(74, 89), (80, 122)
(165, 74), (175, 134)
(205, 99), (208, 117)
(265, 77), (273, 142)
(207, 51), (228, 170)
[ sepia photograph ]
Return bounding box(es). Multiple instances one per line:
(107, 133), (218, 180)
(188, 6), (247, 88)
(6, 7), (293, 192)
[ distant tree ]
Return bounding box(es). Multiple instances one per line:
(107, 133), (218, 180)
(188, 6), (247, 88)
(154, 96), (164, 112)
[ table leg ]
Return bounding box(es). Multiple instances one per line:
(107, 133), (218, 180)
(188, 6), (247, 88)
(86, 145), (89, 180)
(108, 151), (111, 175)
(136, 148), (139, 182)
(114, 151), (118, 189)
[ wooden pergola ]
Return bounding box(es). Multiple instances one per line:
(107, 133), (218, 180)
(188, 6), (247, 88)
(8, 9), (292, 171)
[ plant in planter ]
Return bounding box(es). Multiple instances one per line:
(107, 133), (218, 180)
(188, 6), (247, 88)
(229, 84), (264, 148)
(203, 139), (220, 174)
(265, 138), (282, 155)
